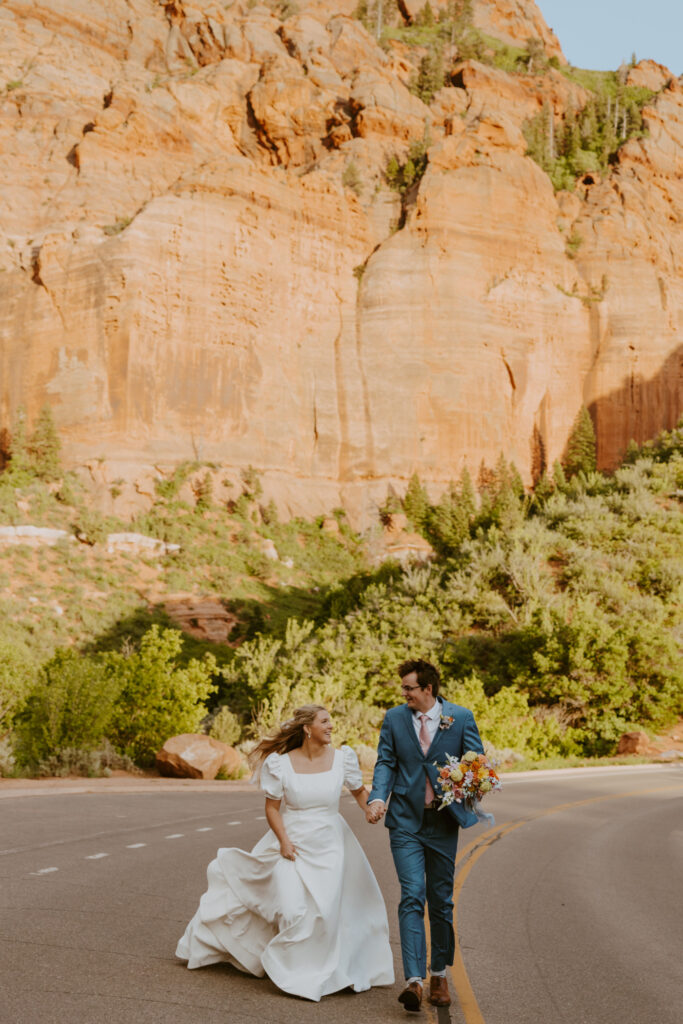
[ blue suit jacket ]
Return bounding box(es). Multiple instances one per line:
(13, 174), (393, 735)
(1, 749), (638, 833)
(368, 698), (484, 831)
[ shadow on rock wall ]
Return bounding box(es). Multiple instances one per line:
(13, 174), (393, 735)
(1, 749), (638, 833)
(589, 344), (683, 470)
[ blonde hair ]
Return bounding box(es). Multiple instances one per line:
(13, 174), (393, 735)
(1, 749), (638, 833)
(248, 704), (327, 771)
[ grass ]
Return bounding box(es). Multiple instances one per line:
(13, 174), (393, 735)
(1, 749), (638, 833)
(0, 469), (372, 663)
(501, 753), (652, 773)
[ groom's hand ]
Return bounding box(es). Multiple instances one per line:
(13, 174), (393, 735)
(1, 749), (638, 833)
(365, 800), (385, 824)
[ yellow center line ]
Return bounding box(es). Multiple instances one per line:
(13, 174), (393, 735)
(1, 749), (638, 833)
(448, 782), (683, 1024)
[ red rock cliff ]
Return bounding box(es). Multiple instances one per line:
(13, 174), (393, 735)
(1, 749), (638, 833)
(0, 0), (681, 519)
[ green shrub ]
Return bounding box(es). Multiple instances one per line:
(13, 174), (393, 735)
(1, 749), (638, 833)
(108, 625), (217, 764)
(0, 736), (17, 777)
(208, 705), (242, 746)
(0, 637), (35, 733)
(342, 160), (363, 196)
(17, 649), (122, 766)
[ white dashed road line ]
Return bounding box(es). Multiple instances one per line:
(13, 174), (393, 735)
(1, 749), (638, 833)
(24, 813), (263, 876)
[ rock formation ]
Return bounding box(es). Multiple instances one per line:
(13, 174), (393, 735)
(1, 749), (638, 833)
(156, 732), (242, 778)
(0, 0), (681, 522)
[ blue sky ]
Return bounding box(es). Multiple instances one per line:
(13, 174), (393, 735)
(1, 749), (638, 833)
(536, 0), (682, 75)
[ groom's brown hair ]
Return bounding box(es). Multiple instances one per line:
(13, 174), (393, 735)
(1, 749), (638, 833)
(398, 659), (441, 697)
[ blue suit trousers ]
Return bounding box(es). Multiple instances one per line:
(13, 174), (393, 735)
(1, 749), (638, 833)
(389, 808), (459, 980)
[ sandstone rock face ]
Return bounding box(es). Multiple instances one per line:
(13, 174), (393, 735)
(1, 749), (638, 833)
(0, 1), (681, 523)
(156, 733), (239, 779)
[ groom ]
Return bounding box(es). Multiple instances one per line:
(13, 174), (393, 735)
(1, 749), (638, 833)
(366, 659), (484, 1012)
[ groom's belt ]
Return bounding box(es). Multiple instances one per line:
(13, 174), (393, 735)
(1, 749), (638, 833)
(424, 799), (440, 811)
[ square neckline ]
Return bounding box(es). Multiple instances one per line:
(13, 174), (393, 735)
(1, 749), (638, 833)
(284, 748), (339, 776)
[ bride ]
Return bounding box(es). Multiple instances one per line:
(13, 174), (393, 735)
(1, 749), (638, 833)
(176, 704), (395, 1001)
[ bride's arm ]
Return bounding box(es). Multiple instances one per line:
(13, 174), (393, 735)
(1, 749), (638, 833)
(349, 785), (371, 814)
(265, 797), (297, 860)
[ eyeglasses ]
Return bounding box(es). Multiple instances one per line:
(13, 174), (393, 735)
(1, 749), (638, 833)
(400, 684), (422, 693)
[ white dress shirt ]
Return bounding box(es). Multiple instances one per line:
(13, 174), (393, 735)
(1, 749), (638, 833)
(412, 698), (441, 746)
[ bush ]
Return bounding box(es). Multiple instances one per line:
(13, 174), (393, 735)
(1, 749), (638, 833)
(108, 625), (217, 764)
(0, 637), (35, 734)
(36, 740), (139, 778)
(0, 736), (17, 777)
(16, 649), (122, 766)
(208, 705), (242, 746)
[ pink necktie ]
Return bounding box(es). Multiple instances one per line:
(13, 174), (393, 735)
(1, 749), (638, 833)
(419, 714), (435, 805)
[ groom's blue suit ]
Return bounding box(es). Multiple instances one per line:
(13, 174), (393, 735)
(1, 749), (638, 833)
(368, 697), (484, 980)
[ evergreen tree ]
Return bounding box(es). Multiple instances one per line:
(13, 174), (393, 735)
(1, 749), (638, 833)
(411, 48), (444, 104)
(532, 470), (554, 505)
(490, 454), (524, 528)
(404, 472), (430, 531)
(552, 459), (567, 490)
(563, 406), (597, 477)
(415, 1), (434, 27)
(28, 404), (61, 480)
(427, 481), (471, 556)
(457, 465), (476, 523)
(8, 407), (32, 480)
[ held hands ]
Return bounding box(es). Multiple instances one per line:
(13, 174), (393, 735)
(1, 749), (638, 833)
(279, 838), (297, 861)
(365, 801), (385, 825)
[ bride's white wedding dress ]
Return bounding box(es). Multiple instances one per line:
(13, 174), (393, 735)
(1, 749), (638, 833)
(176, 745), (395, 1001)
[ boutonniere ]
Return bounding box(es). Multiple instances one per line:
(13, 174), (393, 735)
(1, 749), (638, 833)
(438, 714), (454, 731)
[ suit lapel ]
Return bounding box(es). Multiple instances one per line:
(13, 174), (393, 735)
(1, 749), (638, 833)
(426, 699), (456, 758)
(401, 704), (425, 758)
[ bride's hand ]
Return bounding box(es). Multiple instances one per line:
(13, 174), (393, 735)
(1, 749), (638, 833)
(280, 838), (297, 861)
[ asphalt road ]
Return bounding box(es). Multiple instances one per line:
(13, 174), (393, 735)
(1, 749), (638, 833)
(1, 765), (681, 1024)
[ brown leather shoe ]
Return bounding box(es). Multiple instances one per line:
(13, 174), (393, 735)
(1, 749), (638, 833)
(428, 975), (451, 1006)
(398, 980), (423, 1012)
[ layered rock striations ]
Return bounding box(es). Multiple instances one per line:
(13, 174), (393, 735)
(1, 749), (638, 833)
(0, 0), (681, 519)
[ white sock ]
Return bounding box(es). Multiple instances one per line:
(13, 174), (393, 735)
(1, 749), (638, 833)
(431, 969), (446, 977)
(406, 976), (423, 985)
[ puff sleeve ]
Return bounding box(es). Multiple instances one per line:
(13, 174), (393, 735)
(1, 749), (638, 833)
(342, 745), (363, 792)
(260, 752), (284, 800)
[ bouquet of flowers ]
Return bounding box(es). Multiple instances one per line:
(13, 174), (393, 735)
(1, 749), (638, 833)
(433, 750), (502, 815)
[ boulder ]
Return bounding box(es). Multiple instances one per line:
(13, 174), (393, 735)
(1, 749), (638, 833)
(626, 59), (673, 93)
(156, 734), (236, 779)
(616, 731), (651, 755)
(163, 595), (237, 643)
(0, 525), (71, 547)
(260, 538), (279, 560)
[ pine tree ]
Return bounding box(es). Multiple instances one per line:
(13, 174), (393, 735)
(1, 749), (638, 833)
(404, 472), (430, 531)
(412, 48), (444, 104)
(28, 404), (61, 480)
(532, 470), (554, 504)
(415, 1), (435, 28)
(8, 407), (32, 480)
(563, 406), (597, 477)
(552, 459), (567, 490)
(457, 465), (476, 524)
